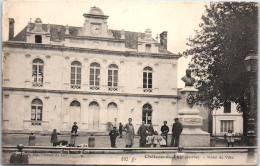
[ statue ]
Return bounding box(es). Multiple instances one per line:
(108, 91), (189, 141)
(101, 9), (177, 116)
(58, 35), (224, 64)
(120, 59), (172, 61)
(181, 69), (195, 87)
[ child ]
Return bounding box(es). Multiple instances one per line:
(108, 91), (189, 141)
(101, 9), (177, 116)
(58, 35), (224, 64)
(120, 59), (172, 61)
(109, 127), (119, 148)
(152, 131), (159, 147)
(159, 133), (167, 147)
(146, 132), (153, 147)
(227, 130), (234, 147)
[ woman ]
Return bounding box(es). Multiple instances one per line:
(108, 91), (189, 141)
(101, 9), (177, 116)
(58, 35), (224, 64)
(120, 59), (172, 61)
(51, 129), (58, 146)
(124, 118), (135, 147)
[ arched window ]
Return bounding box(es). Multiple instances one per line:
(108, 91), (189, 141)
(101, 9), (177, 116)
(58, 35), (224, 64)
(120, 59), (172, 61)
(32, 58), (44, 87)
(143, 66), (153, 92)
(108, 64), (118, 91)
(35, 35), (42, 43)
(70, 100), (81, 107)
(142, 103), (152, 124)
(71, 61), (81, 89)
(107, 102), (117, 108)
(31, 99), (43, 125)
(89, 101), (99, 107)
(90, 63), (100, 90)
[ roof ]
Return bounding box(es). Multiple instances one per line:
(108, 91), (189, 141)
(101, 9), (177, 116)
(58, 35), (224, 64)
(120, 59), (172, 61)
(10, 23), (173, 54)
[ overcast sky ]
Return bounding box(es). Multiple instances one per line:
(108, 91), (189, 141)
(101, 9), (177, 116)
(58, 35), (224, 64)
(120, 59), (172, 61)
(2, 0), (209, 88)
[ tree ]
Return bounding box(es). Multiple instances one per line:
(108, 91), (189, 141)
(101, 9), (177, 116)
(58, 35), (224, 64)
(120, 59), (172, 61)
(184, 2), (258, 135)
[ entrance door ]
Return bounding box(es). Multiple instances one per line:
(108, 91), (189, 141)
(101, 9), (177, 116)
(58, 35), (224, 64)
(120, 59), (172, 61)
(107, 102), (118, 129)
(69, 100), (81, 129)
(88, 101), (100, 130)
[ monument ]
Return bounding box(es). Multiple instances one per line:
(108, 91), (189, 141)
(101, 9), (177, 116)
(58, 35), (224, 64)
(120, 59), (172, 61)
(178, 69), (210, 147)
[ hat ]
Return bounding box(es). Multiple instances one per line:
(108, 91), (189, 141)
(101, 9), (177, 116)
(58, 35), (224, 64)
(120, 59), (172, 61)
(174, 118), (179, 121)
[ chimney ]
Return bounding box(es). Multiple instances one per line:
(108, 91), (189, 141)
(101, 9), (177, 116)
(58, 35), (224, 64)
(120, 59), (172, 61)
(160, 31), (167, 50)
(145, 28), (152, 39)
(9, 18), (15, 40)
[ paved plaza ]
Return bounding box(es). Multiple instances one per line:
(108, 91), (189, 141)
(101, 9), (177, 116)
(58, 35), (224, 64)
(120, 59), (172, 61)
(2, 133), (247, 147)
(2, 134), (256, 165)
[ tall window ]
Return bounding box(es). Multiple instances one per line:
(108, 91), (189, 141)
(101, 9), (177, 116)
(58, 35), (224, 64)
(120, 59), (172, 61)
(31, 99), (43, 125)
(35, 35), (42, 43)
(90, 62), (100, 90)
(108, 64), (118, 91)
(71, 61), (81, 89)
(221, 120), (234, 132)
(142, 103), (152, 124)
(224, 102), (231, 113)
(143, 66), (153, 92)
(32, 58), (44, 87)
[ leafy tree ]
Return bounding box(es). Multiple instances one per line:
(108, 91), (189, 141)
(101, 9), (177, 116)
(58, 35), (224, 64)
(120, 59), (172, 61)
(184, 2), (258, 135)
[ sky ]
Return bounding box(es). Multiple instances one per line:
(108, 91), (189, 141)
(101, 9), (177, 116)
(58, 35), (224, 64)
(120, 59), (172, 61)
(2, 0), (209, 88)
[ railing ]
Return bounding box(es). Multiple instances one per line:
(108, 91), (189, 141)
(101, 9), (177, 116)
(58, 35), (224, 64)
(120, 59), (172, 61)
(71, 84), (81, 89)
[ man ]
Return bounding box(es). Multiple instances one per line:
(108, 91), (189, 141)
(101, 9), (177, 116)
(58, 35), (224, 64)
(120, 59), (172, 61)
(161, 121), (169, 145)
(109, 127), (119, 148)
(71, 122), (78, 134)
(70, 122), (78, 147)
(124, 118), (135, 147)
(137, 121), (148, 147)
(147, 123), (154, 135)
(119, 122), (123, 138)
(171, 118), (183, 147)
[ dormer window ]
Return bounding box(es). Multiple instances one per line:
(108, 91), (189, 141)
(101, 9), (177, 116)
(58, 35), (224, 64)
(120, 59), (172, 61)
(145, 44), (151, 52)
(35, 35), (42, 43)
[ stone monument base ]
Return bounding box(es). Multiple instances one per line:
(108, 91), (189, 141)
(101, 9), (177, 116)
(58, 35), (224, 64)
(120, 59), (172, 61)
(179, 133), (210, 147)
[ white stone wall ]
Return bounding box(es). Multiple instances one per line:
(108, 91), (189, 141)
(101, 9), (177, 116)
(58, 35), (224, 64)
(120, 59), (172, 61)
(212, 103), (243, 136)
(3, 47), (178, 95)
(2, 90), (178, 133)
(2, 46), (178, 133)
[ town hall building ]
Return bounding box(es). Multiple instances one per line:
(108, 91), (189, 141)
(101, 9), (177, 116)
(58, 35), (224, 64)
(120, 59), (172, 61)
(2, 7), (181, 133)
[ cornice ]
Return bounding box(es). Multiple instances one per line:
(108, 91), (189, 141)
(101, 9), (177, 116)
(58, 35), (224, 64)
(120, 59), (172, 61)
(83, 14), (109, 19)
(2, 41), (181, 59)
(2, 87), (178, 99)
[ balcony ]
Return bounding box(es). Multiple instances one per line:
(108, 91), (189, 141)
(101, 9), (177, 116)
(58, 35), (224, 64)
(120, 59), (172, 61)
(108, 86), (118, 91)
(90, 85), (100, 90)
(71, 84), (81, 89)
(143, 88), (153, 93)
(32, 82), (43, 87)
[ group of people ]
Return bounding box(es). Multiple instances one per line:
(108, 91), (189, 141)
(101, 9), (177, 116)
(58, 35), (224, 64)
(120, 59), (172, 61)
(109, 118), (183, 148)
(51, 122), (78, 147)
(50, 118), (184, 148)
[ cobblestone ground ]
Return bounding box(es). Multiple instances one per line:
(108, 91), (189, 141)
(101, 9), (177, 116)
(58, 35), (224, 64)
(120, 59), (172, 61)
(2, 133), (246, 147)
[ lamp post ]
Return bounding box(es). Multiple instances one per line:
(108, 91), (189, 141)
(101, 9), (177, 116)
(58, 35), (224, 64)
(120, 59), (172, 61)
(244, 51), (258, 146)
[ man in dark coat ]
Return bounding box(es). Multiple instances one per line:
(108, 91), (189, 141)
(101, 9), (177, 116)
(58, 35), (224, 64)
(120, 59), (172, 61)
(119, 122), (123, 138)
(147, 123), (155, 135)
(71, 122), (78, 134)
(137, 121), (148, 147)
(109, 127), (119, 147)
(171, 118), (183, 147)
(51, 129), (58, 146)
(161, 121), (169, 145)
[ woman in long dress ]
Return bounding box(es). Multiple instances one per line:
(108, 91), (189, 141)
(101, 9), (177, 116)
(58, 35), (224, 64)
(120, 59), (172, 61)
(124, 118), (135, 147)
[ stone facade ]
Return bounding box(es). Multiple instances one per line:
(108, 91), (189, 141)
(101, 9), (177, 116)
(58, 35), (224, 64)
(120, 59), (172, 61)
(2, 7), (180, 134)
